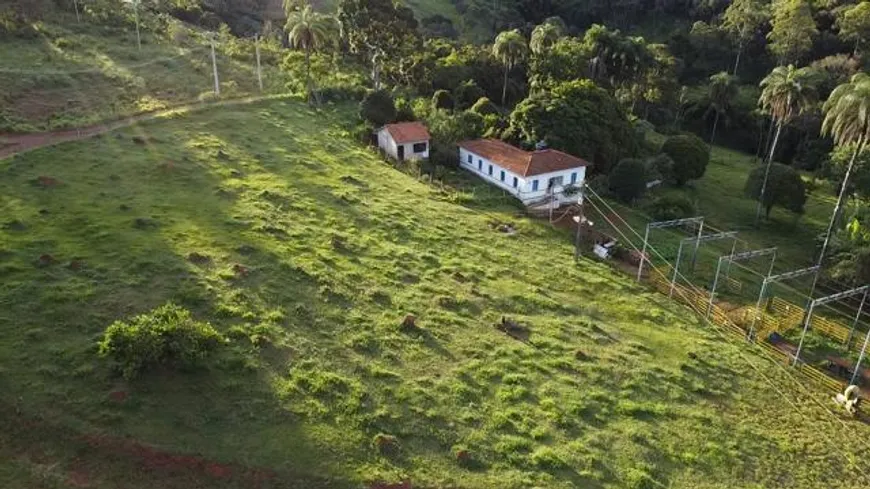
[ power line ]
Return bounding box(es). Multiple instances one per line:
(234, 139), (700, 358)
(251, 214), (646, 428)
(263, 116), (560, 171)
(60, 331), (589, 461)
(583, 188), (870, 474)
(583, 196), (870, 480)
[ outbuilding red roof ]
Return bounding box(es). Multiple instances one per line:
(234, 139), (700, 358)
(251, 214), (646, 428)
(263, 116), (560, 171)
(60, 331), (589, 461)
(458, 139), (591, 177)
(383, 122), (430, 144)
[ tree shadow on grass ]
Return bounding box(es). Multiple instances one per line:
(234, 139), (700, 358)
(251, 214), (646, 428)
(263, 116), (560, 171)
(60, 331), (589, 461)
(0, 115), (366, 486)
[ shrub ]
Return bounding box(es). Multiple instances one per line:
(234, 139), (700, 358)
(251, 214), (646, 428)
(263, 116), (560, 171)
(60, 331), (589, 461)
(469, 97), (498, 116)
(394, 97), (415, 122)
(453, 79), (486, 110)
(660, 134), (709, 186)
(608, 158), (647, 202)
(644, 153), (674, 183)
(646, 194), (696, 221)
(359, 89), (396, 126)
(372, 433), (401, 456)
(432, 89), (454, 110)
(744, 162), (807, 218)
(98, 303), (224, 380)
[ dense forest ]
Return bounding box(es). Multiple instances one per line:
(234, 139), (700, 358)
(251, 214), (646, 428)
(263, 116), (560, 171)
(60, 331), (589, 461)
(5, 0), (870, 285)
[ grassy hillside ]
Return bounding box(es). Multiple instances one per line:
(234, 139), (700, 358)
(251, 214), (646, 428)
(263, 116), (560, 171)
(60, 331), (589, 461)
(0, 12), (287, 133)
(2, 99), (869, 488)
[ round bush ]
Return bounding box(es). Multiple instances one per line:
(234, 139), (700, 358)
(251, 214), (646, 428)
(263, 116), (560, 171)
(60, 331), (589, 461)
(646, 194), (696, 221)
(359, 89), (396, 126)
(98, 303), (224, 380)
(660, 134), (709, 186)
(608, 158), (647, 202)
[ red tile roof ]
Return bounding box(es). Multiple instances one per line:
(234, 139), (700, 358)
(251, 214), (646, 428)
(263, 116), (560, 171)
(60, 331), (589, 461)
(458, 139), (591, 177)
(383, 122), (430, 144)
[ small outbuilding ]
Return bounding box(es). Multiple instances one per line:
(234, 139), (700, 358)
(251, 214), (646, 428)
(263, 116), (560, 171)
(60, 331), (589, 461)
(458, 139), (591, 208)
(377, 121), (430, 161)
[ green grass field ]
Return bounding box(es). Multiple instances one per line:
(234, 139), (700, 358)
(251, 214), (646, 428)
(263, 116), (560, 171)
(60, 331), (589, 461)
(0, 13), (288, 133)
(2, 99), (870, 488)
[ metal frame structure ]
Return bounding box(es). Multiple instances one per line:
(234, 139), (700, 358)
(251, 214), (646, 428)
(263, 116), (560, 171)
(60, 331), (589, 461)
(637, 216), (704, 282)
(748, 266), (819, 341)
(707, 247), (777, 318)
(793, 285), (870, 367)
(670, 231), (738, 297)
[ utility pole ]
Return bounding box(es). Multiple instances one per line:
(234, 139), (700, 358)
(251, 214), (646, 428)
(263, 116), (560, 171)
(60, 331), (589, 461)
(255, 35), (263, 93)
(574, 188), (587, 261)
(210, 40), (220, 96)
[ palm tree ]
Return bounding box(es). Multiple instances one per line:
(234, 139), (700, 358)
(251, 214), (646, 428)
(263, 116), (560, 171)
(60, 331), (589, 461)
(286, 5), (335, 104)
(755, 64), (817, 223)
(530, 23), (560, 56)
(707, 72), (738, 146)
(493, 29), (528, 106)
(815, 73), (870, 277)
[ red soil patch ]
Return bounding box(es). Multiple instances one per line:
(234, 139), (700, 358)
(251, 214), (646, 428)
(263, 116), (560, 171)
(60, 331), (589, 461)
(108, 390), (128, 403)
(35, 175), (61, 187)
(232, 264), (250, 278)
(79, 434), (276, 485)
(66, 468), (91, 487)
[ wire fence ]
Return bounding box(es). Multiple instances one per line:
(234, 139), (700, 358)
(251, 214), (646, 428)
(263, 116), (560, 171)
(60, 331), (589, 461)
(581, 184), (870, 399)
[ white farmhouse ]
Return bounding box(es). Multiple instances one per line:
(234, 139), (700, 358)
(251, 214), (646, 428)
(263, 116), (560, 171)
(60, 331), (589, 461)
(377, 121), (430, 161)
(458, 139), (591, 207)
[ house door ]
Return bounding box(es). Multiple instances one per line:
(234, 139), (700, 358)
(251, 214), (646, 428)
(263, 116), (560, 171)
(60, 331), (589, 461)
(397, 145), (405, 161)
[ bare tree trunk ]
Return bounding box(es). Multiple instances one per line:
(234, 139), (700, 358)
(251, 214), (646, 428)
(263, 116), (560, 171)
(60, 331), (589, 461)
(501, 64), (509, 106)
(816, 136), (866, 269)
(134, 8), (141, 51)
(710, 110), (721, 146)
(755, 121), (783, 224)
(305, 46), (312, 104)
(733, 44), (742, 76)
(73, 0), (80, 22)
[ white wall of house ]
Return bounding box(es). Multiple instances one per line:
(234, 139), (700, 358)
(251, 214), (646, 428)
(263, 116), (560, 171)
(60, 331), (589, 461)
(377, 129), (430, 160)
(458, 147), (586, 206)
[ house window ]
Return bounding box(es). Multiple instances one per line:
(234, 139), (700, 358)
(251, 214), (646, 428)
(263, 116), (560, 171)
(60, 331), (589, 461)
(467, 154), (472, 164)
(413, 142), (427, 153)
(532, 180), (539, 191)
(478, 159), (482, 170)
(513, 176), (518, 188)
(500, 170), (505, 182)
(548, 175), (564, 189)
(571, 172), (577, 184)
(488, 165), (493, 176)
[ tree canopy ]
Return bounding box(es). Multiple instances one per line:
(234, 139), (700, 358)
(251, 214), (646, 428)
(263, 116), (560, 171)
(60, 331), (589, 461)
(744, 162), (807, 218)
(507, 79), (638, 173)
(660, 134), (709, 186)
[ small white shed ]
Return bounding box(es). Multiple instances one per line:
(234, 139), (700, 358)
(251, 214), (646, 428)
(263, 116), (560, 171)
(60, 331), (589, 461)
(377, 122), (430, 161)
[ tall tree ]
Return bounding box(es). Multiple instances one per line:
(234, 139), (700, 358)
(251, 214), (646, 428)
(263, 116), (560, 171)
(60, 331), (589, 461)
(529, 22), (562, 92)
(755, 64), (817, 222)
(722, 0), (770, 76)
(530, 22), (561, 56)
(767, 0), (818, 65)
(707, 71), (739, 146)
(492, 29), (528, 105)
(817, 73), (870, 270)
(838, 1), (870, 56)
(337, 0), (419, 89)
(286, 5), (335, 105)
